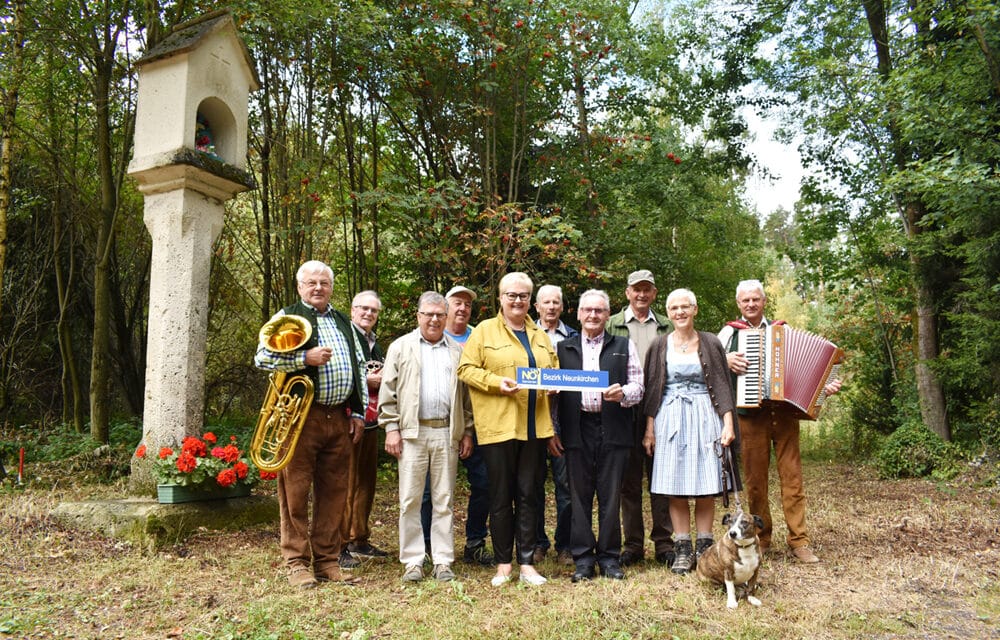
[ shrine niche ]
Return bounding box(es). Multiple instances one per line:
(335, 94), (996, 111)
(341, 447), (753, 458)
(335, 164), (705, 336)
(130, 9), (259, 180)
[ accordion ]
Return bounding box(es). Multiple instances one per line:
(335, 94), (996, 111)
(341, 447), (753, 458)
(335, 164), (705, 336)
(735, 324), (844, 420)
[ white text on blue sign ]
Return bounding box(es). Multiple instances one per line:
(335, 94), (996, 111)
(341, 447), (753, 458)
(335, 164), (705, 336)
(516, 367), (609, 392)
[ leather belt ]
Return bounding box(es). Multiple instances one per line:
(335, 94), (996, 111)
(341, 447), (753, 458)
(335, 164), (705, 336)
(419, 419), (449, 428)
(311, 401), (347, 413)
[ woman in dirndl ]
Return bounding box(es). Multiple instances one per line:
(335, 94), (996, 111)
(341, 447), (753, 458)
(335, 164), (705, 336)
(641, 288), (740, 574)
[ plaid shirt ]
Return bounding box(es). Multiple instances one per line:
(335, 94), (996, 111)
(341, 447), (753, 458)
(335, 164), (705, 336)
(255, 305), (368, 411)
(580, 332), (644, 413)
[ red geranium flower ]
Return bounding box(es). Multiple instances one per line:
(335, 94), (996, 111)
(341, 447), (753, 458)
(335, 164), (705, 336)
(211, 446), (227, 460)
(216, 468), (238, 487)
(159, 447), (174, 459)
(260, 470), (278, 481)
(220, 444), (240, 463)
(176, 452), (198, 473)
(202, 432), (218, 444)
(234, 461), (249, 479)
(135, 444), (147, 458)
(181, 436), (207, 458)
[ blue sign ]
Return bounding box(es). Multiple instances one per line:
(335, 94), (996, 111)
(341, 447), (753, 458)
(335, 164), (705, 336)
(516, 367), (609, 392)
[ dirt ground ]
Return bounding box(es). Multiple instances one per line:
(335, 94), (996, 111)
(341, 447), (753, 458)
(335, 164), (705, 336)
(1, 460), (998, 639)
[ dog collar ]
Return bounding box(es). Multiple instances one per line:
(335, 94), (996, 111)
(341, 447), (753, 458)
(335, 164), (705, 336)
(733, 539), (758, 548)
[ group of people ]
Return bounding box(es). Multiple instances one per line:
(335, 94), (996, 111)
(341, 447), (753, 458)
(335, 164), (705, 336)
(254, 261), (840, 589)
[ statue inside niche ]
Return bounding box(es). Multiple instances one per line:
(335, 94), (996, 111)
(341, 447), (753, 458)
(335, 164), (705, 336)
(195, 113), (219, 158)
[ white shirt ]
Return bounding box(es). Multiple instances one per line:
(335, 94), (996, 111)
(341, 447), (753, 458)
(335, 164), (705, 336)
(418, 336), (453, 420)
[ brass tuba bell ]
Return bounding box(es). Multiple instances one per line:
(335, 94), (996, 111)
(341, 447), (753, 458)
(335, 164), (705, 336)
(250, 314), (315, 473)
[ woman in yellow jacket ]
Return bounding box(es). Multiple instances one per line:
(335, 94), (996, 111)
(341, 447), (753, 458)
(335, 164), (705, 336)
(458, 272), (558, 587)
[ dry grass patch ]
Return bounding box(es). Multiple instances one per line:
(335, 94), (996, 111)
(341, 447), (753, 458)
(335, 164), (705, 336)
(1, 462), (998, 639)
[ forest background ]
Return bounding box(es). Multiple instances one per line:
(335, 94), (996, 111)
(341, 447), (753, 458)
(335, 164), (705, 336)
(0, 0), (998, 481)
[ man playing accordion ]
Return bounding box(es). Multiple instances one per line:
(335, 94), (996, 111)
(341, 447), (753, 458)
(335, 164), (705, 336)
(718, 279), (841, 564)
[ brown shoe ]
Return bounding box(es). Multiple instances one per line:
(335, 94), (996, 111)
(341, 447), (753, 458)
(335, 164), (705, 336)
(315, 566), (361, 585)
(288, 567), (317, 589)
(532, 546), (547, 565)
(556, 550), (574, 566)
(792, 545), (820, 564)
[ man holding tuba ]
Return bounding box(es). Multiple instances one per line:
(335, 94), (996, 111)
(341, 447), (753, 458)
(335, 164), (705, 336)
(254, 260), (368, 589)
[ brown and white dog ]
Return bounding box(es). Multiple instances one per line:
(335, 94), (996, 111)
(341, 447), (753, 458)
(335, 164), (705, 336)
(696, 512), (764, 609)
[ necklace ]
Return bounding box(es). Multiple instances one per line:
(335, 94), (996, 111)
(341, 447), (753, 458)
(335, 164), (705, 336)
(674, 334), (694, 353)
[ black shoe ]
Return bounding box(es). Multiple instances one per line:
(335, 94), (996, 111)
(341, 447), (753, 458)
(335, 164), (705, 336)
(463, 542), (496, 566)
(571, 565), (595, 583)
(339, 549), (360, 570)
(695, 538), (714, 559)
(600, 563), (625, 580)
(671, 540), (693, 575)
(620, 549), (644, 567)
(349, 542), (388, 559)
(655, 550), (676, 566)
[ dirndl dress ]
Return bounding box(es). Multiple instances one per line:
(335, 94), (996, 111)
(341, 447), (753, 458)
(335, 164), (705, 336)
(649, 346), (728, 498)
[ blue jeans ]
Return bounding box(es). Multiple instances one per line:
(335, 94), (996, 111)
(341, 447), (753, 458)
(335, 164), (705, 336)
(422, 442), (490, 547)
(535, 451), (571, 552)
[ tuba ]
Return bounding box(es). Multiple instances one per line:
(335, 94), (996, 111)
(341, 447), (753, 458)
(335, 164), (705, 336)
(250, 315), (315, 473)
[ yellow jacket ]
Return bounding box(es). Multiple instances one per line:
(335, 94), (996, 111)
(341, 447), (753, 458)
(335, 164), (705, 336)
(457, 312), (558, 445)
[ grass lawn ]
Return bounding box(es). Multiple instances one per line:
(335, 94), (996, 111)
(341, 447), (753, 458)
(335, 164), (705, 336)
(1, 457), (998, 639)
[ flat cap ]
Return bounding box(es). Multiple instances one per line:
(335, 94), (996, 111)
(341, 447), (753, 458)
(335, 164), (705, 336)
(627, 269), (655, 286)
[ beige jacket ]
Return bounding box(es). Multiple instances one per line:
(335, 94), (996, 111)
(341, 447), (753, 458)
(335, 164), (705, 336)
(378, 329), (473, 443)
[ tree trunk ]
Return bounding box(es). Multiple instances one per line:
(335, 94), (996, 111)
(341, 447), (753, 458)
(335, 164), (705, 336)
(0, 0), (28, 325)
(863, 0), (951, 440)
(573, 66), (597, 218)
(89, 31), (121, 444)
(53, 178), (85, 432)
(970, 22), (1000, 102)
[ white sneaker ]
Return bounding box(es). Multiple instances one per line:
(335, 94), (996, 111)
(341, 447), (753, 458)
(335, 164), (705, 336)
(519, 572), (547, 586)
(490, 573), (511, 587)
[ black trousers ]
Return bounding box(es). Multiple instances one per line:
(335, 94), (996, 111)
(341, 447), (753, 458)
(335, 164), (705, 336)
(480, 438), (546, 565)
(621, 413), (673, 555)
(566, 412), (630, 569)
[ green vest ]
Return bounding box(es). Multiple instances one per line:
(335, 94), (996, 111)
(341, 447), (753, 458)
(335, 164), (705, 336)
(283, 300), (366, 415)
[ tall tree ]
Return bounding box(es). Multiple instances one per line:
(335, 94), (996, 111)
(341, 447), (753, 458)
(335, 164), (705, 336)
(861, 0), (948, 439)
(0, 0), (30, 325)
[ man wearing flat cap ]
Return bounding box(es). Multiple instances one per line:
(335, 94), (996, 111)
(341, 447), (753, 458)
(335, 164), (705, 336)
(606, 269), (672, 567)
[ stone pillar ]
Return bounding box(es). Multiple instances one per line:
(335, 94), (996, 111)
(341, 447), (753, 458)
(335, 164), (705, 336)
(127, 10), (259, 493)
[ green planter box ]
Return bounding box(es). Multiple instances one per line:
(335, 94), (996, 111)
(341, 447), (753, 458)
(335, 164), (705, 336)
(157, 483), (252, 504)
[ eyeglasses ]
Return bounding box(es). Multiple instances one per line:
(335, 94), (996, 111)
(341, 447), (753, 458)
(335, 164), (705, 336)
(580, 307), (609, 315)
(299, 279), (332, 289)
(418, 311), (446, 320)
(501, 292), (531, 301)
(353, 305), (380, 314)
(667, 304), (694, 313)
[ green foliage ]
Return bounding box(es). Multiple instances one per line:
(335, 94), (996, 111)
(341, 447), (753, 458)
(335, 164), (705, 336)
(876, 421), (960, 480)
(19, 0), (1000, 461)
(0, 419), (141, 466)
(976, 397), (1000, 458)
